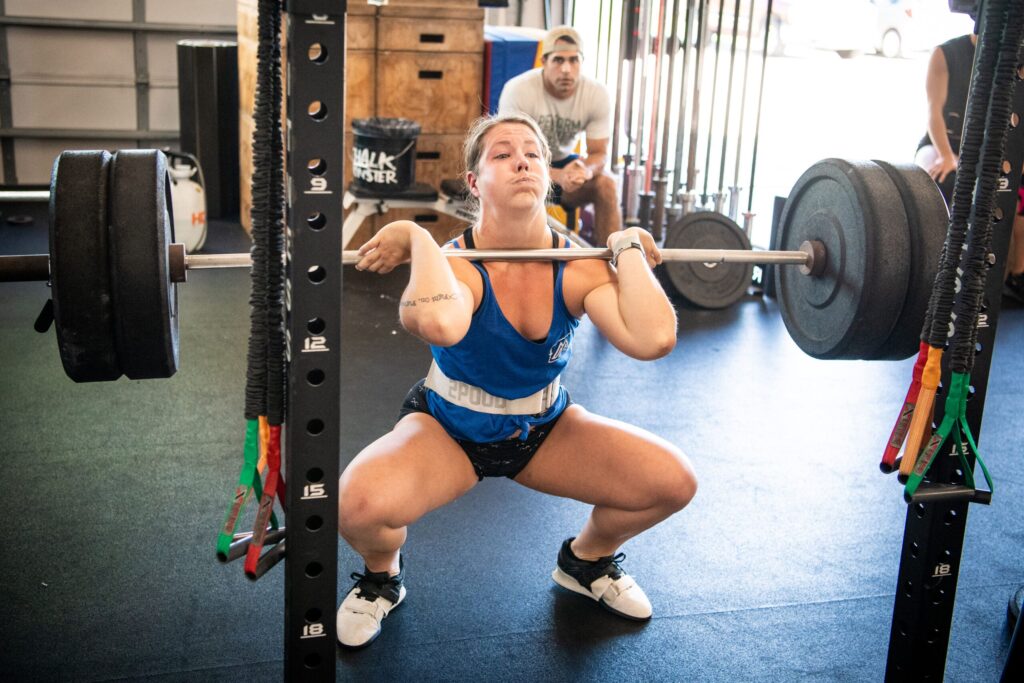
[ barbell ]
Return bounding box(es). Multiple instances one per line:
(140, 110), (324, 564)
(2, 243), (821, 280)
(0, 150), (949, 383)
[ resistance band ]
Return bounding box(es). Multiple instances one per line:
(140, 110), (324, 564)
(890, 0), (1007, 480)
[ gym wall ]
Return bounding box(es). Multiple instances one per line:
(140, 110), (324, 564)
(0, 0), (237, 186)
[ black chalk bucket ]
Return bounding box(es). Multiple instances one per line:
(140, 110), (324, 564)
(351, 117), (422, 194)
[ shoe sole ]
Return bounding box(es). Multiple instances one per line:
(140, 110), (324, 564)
(551, 567), (652, 622)
(337, 586), (407, 649)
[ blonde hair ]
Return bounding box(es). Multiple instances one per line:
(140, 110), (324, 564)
(458, 114), (553, 228)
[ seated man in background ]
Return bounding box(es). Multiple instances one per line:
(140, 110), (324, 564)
(498, 26), (620, 246)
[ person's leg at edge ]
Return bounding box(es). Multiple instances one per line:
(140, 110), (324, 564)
(1004, 199), (1024, 302)
(561, 171), (622, 247)
(1010, 213), (1024, 275)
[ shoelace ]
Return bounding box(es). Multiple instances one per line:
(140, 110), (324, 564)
(572, 552), (627, 588)
(350, 570), (399, 602)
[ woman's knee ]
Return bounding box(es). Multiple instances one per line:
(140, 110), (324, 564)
(338, 466), (395, 535)
(654, 451), (698, 512)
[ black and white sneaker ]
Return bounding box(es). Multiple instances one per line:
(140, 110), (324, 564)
(551, 537), (652, 621)
(336, 559), (406, 648)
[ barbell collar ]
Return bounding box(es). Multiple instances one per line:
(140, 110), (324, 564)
(798, 240), (826, 277)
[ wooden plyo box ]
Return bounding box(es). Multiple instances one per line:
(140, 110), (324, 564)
(237, 1), (484, 240)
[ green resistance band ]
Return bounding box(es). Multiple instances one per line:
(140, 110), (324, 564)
(904, 372), (994, 501)
(216, 419), (279, 559)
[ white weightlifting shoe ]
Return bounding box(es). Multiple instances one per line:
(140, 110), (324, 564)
(336, 561), (406, 648)
(551, 537), (653, 621)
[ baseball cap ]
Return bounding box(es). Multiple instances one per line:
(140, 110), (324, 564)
(541, 26), (584, 58)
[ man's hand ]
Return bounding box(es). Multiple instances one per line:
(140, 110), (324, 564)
(553, 158), (593, 192)
(927, 153), (958, 183)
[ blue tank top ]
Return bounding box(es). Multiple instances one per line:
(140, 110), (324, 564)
(425, 229), (579, 442)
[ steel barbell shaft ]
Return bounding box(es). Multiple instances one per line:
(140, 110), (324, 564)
(0, 190), (51, 202)
(189, 248), (811, 267)
(1, 242), (820, 284)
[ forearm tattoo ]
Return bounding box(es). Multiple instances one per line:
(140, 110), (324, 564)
(400, 291), (461, 308)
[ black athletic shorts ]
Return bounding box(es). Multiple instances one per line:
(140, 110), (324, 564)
(398, 378), (572, 480)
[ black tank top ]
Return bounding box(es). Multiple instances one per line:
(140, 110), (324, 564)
(918, 34), (974, 153)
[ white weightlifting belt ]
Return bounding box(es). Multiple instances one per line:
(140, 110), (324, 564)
(425, 360), (560, 416)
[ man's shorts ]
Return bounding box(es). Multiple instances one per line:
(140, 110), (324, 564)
(397, 379), (572, 480)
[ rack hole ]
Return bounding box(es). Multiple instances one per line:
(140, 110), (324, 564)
(305, 607), (323, 622)
(308, 265), (326, 283)
(307, 212), (326, 231)
(307, 467), (323, 483)
(307, 317), (326, 335)
(308, 100), (327, 120)
(307, 418), (324, 435)
(304, 653), (322, 669)
(306, 515), (323, 531)
(307, 368), (325, 386)
(944, 508), (958, 526)
(306, 561), (323, 578)
(308, 43), (327, 63)
(307, 158), (327, 176)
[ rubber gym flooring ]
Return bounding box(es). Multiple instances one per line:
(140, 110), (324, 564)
(1, 205), (1022, 682)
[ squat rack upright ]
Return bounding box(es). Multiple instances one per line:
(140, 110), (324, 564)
(280, 1), (345, 680)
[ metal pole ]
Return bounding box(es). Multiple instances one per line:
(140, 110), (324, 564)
(715, 0), (742, 196)
(611, 0), (633, 170)
(644, 0), (669, 195)
(671, 0), (696, 204)
(202, 246), (816, 267)
(630, 0), (655, 222)
(657, 0), (683, 175)
(731, 0), (756, 194)
(700, 0), (726, 206)
(0, 190), (50, 202)
(684, 0), (708, 202)
(282, 0), (344, 679)
(746, 0), (772, 213)
(603, 0), (616, 84)
(2, 244), (822, 284)
(652, 0), (682, 239)
(620, 0), (642, 219)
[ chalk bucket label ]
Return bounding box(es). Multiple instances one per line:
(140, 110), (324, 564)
(351, 117), (422, 194)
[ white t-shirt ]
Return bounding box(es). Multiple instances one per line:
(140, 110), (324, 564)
(497, 69), (612, 162)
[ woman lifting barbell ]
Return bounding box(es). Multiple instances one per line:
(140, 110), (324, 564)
(336, 113), (697, 648)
